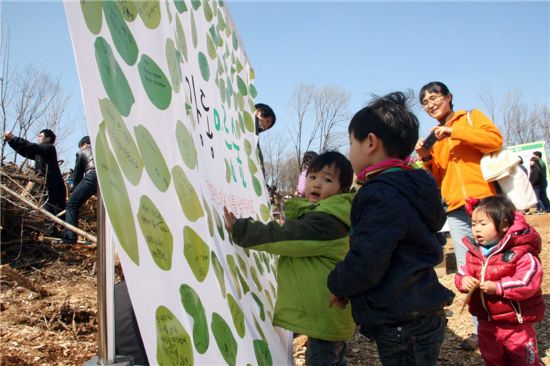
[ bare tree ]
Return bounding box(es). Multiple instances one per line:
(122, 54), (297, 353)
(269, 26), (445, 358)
(501, 90), (548, 146)
(288, 83), (317, 175)
(313, 85), (350, 152)
(478, 87), (498, 122)
(1, 27), (75, 166)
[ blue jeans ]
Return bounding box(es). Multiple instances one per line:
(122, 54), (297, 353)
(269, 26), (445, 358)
(63, 171), (97, 241)
(305, 337), (347, 366)
(370, 313), (446, 366)
(533, 186), (550, 212)
(446, 207), (478, 333)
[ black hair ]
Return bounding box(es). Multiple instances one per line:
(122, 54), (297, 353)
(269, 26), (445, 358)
(78, 136), (91, 147)
(533, 151), (542, 158)
(518, 156), (524, 164)
(40, 129), (56, 143)
(307, 150), (353, 192)
(348, 91), (419, 159)
(255, 103), (276, 128)
(419, 81), (454, 109)
(474, 196), (515, 234)
(301, 151), (318, 170)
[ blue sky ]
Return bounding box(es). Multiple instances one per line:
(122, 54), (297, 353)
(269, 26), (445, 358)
(2, 1), (549, 163)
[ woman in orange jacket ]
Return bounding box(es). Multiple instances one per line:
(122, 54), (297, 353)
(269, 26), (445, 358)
(415, 81), (503, 350)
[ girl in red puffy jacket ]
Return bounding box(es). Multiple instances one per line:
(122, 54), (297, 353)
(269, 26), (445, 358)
(455, 196), (545, 366)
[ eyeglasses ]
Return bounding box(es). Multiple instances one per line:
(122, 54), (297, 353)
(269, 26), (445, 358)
(422, 95), (444, 109)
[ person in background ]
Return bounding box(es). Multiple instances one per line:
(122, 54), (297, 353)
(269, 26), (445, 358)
(61, 136), (97, 244)
(4, 129), (66, 236)
(328, 92), (454, 366)
(517, 156), (528, 175)
(254, 103), (276, 175)
(415, 81), (503, 351)
(532, 151), (550, 213)
(529, 157), (547, 214)
(295, 151), (318, 197)
(455, 196), (544, 366)
(225, 151), (356, 365)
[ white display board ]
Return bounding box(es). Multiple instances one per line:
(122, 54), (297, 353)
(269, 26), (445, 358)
(65, 1), (290, 364)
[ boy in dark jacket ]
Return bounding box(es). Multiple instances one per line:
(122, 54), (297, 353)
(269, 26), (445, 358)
(4, 129), (66, 235)
(327, 92), (454, 366)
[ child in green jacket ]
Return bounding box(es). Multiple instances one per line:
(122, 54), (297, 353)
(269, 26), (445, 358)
(224, 151), (355, 366)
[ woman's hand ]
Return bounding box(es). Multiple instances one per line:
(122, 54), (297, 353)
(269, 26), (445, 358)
(433, 126), (452, 139)
(329, 293), (349, 309)
(223, 206), (237, 233)
(461, 276), (480, 291)
(480, 281), (497, 295)
(414, 140), (431, 159)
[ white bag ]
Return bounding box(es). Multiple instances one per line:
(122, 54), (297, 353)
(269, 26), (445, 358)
(467, 112), (537, 210)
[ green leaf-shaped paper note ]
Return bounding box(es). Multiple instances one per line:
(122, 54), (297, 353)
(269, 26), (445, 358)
(165, 38), (182, 93)
(137, 196), (173, 270)
(136, 0), (161, 29)
(156, 305), (193, 365)
(211, 251), (226, 297)
(95, 125), (139, 265)
(198, 52), (210, 81)
(99, 98), (143, 185)
(134, 125), (171, 192)
(80, 0), (102, 34)
(179, 284), (209, 354)
(172, 166), (204, 221)
(254, 339), (273, 366)
(175, 121), (197, 170)
(138, 54), (172, 110)
(183, 226), (210, 282)
(211, 313), (238, 366)
(103, 1), (138, 66)
(227, 294), (245, 338)
(94, 37), (135, 117)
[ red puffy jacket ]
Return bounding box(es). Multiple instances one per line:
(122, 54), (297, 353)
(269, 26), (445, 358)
(455, 212), (545, 324)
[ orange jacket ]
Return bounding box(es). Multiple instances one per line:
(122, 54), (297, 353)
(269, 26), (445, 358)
(424, 109), (503, 212)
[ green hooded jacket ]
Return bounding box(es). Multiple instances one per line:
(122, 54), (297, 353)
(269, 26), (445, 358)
(232, 193), (356, 341)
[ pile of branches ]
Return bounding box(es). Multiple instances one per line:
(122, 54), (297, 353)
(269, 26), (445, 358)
(0, 162), (97, 245)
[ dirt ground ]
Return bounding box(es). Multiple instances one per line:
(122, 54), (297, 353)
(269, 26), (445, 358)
(1, 214), (549, 365)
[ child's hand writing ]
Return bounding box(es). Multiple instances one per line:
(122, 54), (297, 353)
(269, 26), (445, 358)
(480, 281), (497, 295)
(329, 293), (348, 309)
(223, 206), (237, 233)
(462, 276), (480, 292)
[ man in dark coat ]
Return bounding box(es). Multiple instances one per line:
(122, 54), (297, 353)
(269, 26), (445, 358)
(4, 129), (66, 235)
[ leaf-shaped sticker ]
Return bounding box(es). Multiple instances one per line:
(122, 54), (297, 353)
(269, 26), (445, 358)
(227, 293), (245, 338)
(165, 38), (181, 93)
(136, 0), (161, 29)
(203, 0), (213, 21)
(198, 52), (210, 81)
(138, 54), (172, 110)
(99, 98), (143, 185)
(175, 16), (188, 62)
(80, 0), (102, 34)
(207, 34), (217, 60)
(134, 125), (170, 192)
(172, 166), (204, 222)
(252, 292), (266, 321)
(252, 176), (263, 197)
(95, 125), (139, 265)
(103, 1), (138, 66)
(250, 266), (262, 292)
(243, 111), (254, 133)
(226, 255), (242, 298)
(179, 284), (209, 354)
(236, 75), (247, 96)
(156, 305), (193, 365)
(116, 1), (138, 21)
(202, 197), (215, 237)
(137, 196), (173, 270)
(191, 0), (201, 10)
(183, 226), (210, 282)
(254, 339), (273, 366)
(191, 11), (198, 48)
(250, 84), (258, 98)
(94, 37), (135, 117)
(175, 120), (198, 170)
(173, 0), (188, 13)
(232, 31), (238, 50)
(211, 251), (226, 297)
(260, 204), (270, 222)
(211, 313), (238, 366)
(253, 253), (264, 275)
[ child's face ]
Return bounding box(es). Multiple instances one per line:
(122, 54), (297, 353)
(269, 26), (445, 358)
(304, 164), (342, 203)
(348, 133), (372, 174)
(471, 209), (502, 246)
